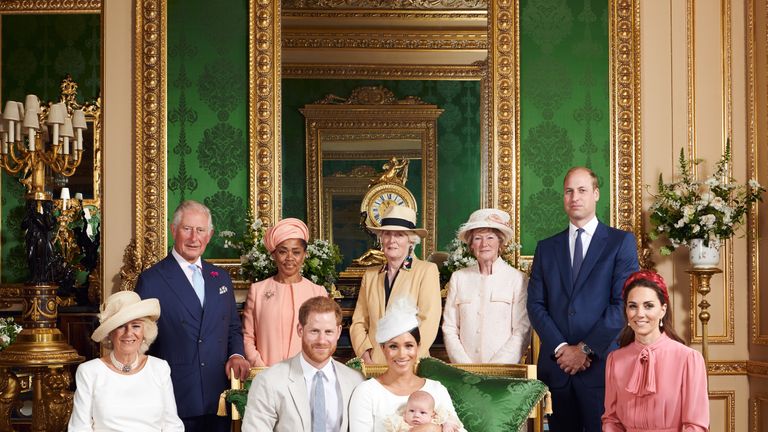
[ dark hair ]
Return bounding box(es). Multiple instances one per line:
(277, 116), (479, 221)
(409, 326), (421, 344)
(617, 278), (685, 347)
(564, 166), (599, 190)
(298, 296), (341, 326)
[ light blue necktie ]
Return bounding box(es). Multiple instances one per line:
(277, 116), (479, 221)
(311, 371), (326, 432)
(189, 264), (205, 306)
(572, 228), (585, 283)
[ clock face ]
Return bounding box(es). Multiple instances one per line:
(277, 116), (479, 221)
(370, 192), (407, 225)
(363, 183), (417, 227)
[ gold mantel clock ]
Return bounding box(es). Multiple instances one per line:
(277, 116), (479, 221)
(362, 182), (417, 227)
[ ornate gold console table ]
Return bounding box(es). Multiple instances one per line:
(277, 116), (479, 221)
(0, 284), (83, 432)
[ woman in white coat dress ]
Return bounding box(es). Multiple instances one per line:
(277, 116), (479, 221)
(441, 208), (531, 363)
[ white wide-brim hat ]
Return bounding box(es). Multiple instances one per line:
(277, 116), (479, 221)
(367, 205), (427, 238)
(91, 291), (161, 343)
(376, 297), (420, 343)
(456, 208), (515, 244)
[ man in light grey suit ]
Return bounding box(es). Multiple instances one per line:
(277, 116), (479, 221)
(242, 296), (364, 432)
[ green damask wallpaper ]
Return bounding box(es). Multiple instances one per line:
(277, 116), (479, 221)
(282, 79), (482, 253)
(1, 14), (101, 282)
(167, 0), (248, 258)
(520, 0), (611, 255)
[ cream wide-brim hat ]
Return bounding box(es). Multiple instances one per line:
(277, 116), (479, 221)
(91, 291), (161, 343)
(367, 205), (428, 238)
(456, 208), (515, 244)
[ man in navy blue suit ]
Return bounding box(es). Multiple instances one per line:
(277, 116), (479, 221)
(527, 167), (639, 432)
(135, 200), (250, 432)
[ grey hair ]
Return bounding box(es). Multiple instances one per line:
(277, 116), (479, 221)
(377, 231), (422, 246)
(171, 200), (213, 231)
(102, 317), (159, 355)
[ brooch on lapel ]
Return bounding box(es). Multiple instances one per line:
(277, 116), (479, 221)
(219, 286), (228, 294)
(264, 289), (275, 300)
(210, 271), (219, 277)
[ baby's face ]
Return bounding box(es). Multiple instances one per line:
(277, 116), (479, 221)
(403, 398), (435, 425)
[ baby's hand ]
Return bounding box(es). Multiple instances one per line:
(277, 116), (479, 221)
(441, 422), (460, 432)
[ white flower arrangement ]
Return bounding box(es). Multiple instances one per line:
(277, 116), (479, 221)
(649, 143), (765, 255)
(0, 317), (22, 350)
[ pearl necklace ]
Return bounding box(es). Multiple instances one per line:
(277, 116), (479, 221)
(110, 351), (140, 373)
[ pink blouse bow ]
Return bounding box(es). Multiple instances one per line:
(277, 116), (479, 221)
(625, 346), (657, 396)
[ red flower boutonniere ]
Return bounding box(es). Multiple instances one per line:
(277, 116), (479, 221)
(210, 271), (219, 277)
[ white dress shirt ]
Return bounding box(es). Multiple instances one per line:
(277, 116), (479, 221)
(299, 353), (342, 432)
(171, 248), (202, 287)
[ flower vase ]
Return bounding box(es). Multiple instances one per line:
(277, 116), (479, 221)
(689, 238), (721, 269)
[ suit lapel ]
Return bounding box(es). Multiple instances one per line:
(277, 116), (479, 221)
(390, 264), (415, 304)
(200, 261), (220, 327)
(554, 230), (573, 297)
(288, 356), (312, 430)
(334, 360), (352, 430)
(158, 255), (203, 319)
(573, 222), (608, 294)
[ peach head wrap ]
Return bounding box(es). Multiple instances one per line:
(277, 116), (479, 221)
(263, 218), (309, 252)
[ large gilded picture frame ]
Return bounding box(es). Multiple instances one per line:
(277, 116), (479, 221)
(128, 0), (643, 282)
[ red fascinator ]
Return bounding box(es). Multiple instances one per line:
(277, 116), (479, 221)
(622, 270), (669, 303)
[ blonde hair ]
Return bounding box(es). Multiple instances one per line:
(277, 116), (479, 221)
(101, 317), (158, 354)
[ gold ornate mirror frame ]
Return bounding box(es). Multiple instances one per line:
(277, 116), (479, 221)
(302, 87), (443, 257)
(129, 0), (643, 277)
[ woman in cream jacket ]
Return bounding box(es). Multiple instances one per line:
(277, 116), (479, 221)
(442, 208), (531, 363)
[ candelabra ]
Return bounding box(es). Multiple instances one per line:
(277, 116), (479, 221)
(0, 76), (89, 432)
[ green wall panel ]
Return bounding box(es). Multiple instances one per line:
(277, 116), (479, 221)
(282, 79), (481, 253)
(1, 13), (100, 283)
(520, 0), (611, 255)
(167, 0), (248, 258)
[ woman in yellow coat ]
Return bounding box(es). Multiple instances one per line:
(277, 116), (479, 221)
(350, 205), (442, 364)
(242, 218), (327, 366)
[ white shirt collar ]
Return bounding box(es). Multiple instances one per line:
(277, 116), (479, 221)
(569, 216), (598, 237)
(299, 352), (336, 381)
(171, 248), (202, 269)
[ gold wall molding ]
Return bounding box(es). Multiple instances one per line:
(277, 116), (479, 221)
(752, 394), (768, 432)
(121, 0), (166, 289)
(283, 64), (484, 80)
(283, 31), (487, 50)
(686, 0), (735, 345)
(282, 0), (486, 10)
(487, 0), (518, 261)
(747, 0), (768, 345)
(250, 0), (282, 225)
(708, 360), (748, 375)
(709, 391), (736, 432)
(324, 150), (421, 161)
(0, 0), (100, 13)
(609, 0), (644, 246)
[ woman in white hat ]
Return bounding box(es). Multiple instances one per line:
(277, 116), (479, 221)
(350, 205), (441, 364)
(441, 208), (531, 363)
(68, 291), (183, 431)
(349, 298), (464, 432)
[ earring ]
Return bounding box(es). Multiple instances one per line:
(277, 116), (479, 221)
(660, 321), (664, 328)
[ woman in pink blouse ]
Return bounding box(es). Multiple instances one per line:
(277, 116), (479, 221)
(242, 218), (327, 366)
(602, 270), (709, 431)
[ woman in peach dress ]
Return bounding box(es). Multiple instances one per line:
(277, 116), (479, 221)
(242, 218), (327, 366)
(602, 270), (709, 431)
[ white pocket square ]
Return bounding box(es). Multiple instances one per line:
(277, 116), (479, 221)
(219, 286), (228, 294)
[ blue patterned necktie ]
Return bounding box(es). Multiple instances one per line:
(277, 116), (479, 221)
(189, 264), (205, 306)
(572, 228), (585, 283)
(311, 371), (326, 432)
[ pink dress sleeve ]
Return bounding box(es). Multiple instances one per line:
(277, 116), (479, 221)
(242, 282), (266, 367)
(601, 352), (625, 432)
(681, 349), (709, 431)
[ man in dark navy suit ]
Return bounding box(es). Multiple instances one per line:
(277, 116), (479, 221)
(135, 200), (250, 432)
(527, 167), (639, 432)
